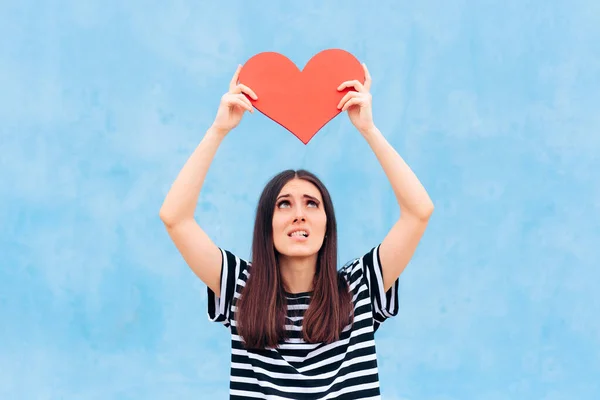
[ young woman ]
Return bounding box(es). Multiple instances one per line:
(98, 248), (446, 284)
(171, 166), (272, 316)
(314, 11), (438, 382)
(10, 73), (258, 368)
(159, 63), (434, 399)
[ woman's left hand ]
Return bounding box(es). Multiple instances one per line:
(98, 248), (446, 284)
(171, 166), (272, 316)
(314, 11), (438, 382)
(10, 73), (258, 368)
(336, 63), (375, 135)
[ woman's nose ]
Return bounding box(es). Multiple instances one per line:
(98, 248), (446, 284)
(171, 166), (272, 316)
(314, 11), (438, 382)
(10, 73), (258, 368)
(294, 208), (306, 221)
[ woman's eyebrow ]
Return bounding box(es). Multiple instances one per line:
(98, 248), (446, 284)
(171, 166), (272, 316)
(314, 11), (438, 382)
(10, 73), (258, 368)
(276, 194), (320, 202)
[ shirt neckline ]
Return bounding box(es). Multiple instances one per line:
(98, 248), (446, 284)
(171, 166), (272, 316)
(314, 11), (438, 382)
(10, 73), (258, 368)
(285, 290), (313, 298)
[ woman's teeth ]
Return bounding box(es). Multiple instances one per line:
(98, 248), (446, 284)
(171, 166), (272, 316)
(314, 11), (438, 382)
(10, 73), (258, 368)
(290, 231), (308, 237)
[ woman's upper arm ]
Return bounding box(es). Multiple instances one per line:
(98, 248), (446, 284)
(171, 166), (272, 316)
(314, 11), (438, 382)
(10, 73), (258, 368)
(162, 218), (223, 296)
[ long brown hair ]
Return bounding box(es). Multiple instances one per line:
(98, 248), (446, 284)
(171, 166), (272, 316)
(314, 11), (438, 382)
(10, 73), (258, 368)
(236, 169), (354, 349)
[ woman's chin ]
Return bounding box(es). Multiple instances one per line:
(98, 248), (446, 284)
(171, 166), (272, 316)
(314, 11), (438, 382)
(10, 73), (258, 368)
(277, 245), (318, 258)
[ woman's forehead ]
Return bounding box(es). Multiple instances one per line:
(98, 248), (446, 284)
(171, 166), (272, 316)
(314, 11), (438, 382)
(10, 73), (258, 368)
(278, 179), (321, 198)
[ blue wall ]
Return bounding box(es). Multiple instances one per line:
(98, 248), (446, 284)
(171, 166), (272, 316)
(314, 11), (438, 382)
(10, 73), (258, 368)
(2, 1), (599, 398)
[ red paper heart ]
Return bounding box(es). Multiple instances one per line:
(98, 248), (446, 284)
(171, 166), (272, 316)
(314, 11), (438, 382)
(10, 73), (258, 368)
(238, 49), (365, 144)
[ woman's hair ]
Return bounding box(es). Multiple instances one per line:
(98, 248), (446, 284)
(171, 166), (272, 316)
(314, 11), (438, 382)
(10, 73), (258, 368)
(236, 169), (354, 349)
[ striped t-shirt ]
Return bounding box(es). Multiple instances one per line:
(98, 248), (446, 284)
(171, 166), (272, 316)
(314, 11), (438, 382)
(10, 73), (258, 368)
(207, 244), (400, 399)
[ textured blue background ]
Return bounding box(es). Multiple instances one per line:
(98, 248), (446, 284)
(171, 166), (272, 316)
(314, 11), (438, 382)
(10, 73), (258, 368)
(1, 0), (599, 399)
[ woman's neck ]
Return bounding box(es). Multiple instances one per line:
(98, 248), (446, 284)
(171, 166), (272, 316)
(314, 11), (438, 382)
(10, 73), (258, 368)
(278, 254), (317, 294)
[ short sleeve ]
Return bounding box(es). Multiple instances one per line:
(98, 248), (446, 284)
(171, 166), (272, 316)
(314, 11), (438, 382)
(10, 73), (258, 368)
(342, 244), (400, 331)
(207, 248), (250, 329)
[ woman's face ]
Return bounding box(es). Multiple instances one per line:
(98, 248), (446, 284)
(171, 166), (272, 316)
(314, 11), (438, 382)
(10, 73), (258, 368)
(272, 178), (327, 258)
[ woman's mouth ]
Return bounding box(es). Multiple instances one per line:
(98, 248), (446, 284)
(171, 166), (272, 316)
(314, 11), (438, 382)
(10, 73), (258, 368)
(288, 230), (309, 241)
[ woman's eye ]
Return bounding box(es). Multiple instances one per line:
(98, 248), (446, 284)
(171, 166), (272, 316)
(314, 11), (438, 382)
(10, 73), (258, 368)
(277, 199), (318, 208)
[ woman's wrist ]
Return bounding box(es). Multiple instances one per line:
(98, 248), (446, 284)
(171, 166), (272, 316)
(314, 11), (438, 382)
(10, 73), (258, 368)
(207, 124), (230, 140)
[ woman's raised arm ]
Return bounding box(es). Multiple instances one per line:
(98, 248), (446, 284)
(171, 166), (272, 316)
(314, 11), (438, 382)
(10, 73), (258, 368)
(159, 66), (257, 296)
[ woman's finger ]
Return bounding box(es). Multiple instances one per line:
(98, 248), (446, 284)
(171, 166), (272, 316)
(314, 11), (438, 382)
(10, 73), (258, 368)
(363, 63), (372, 92)
(337, 79), (364, 92)
(337, 91), (360, 109)
(225, 95), (253, 113)
(232, 98), (254, 113)
(231, 83), (258, 100)
(229, 65), (242, 92)
(341, 97), (362, 112)
(235, 93), (254, 110)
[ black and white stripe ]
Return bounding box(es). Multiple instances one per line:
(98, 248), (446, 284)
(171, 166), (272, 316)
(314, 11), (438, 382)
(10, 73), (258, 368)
(207, 244), (399, 399)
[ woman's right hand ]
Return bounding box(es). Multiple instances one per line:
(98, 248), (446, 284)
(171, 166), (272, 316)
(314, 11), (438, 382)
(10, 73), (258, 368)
(210, 65), (258, 135)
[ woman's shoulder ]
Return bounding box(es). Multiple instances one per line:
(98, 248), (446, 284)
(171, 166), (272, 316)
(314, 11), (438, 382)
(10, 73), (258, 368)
(218, 247), (253, 283)
(338, 244), (381, 283)
(339, 244), (380, 271)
